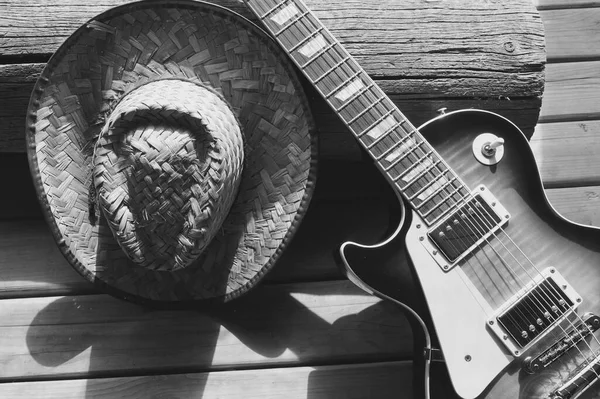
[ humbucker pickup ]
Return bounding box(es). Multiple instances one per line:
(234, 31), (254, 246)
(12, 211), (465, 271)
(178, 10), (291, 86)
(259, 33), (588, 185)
(487, 267), (582, 357)
(422, 185), (510, 271)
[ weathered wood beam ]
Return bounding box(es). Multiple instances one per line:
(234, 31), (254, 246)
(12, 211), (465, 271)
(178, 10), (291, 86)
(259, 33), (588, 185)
(0, 0), (545, 153)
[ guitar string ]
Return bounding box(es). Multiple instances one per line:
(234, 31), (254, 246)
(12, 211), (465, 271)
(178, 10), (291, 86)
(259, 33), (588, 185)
(447, 195), (597, 367)
(457, 197), (600, 374)
(277, 5), (552, 347)
(261, 0), (600, 377)
(275, 1), (564, 341)
(435, 192), (577, 349)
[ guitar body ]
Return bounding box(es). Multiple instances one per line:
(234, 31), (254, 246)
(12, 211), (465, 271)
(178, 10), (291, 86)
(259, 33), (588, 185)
(339, 109), (600, 399)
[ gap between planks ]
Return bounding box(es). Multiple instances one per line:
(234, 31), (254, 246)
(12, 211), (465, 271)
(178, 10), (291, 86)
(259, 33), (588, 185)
(0, 361), (420, 399)
(0, 281), (413, 381)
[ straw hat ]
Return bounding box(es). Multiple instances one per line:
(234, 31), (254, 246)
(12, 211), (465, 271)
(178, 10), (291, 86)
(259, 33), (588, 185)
(26, 0), (317, 307)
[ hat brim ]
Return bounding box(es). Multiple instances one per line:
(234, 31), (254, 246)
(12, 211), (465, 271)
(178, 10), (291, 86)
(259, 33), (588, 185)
(26, 0), (317, 307)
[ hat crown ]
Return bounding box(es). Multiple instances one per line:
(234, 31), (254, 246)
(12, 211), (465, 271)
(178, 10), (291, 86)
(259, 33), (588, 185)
(92, 79), (244, 272)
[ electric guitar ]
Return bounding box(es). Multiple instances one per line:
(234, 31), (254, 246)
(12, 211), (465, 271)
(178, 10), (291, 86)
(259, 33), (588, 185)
(242, 0), (600, 398)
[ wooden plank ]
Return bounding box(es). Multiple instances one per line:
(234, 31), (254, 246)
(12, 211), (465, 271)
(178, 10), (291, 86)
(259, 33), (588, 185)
(2, 178), (598, 299)
(0, 362), (416, 399)
(547, 185), (600, 227)
(0, 0), (545, 80)
(531, 120), (600, 187)
(0, 195), (399, 297)
(0, 65), (543, 155)
(540, 8), (600, 61)
(0, 281), (412, 380)
(534, 0), (600, 9)
(538, 61), (600, 122)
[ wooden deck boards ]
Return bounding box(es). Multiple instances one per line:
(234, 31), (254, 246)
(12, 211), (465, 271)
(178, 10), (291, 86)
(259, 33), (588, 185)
(0, 0), (598, 398)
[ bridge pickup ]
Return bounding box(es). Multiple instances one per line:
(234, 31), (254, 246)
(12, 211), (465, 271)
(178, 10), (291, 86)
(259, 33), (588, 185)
(523, 313), (600, 374)
(425, 185), (509, 270)
(487, 267), (582, 356)
(550, 352), (600, 399)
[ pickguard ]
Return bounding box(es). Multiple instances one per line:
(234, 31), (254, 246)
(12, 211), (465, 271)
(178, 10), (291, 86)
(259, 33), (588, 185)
(405, 212), (511, 399)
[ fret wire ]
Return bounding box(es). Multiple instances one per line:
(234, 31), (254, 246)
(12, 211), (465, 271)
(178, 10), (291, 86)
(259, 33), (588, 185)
(367, 121), (402, 150)
(357, 108), (394, 138)
(253, 0), (473, 225)
(314, 55), (351, 84)
(398, 154), (438, 189)
(275, 10), (310, 37)
(408, 170), (451, 202)
(421, 186), (467, 219)
(383, 139), (425, 172)
(299, 42), (336, 68)
(324, 70), (362, 99)
(422, 192), (472, 226)
(375, 127), (416, 160)
(392, 150), (433, 182)
(346, 96), (385, 125)
(415, 179), (457, 211)
(258, 0), (286, 19)
(286, 23), (320, 49)
(335, 82), (374, 112)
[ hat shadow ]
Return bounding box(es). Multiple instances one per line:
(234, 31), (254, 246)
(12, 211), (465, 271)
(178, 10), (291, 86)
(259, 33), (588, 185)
(24, 287), (408, 398)
(23, 174), (424, 398)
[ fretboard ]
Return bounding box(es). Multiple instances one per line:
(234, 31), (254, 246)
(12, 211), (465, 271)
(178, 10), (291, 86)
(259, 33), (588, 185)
(244, 0), (470, 225)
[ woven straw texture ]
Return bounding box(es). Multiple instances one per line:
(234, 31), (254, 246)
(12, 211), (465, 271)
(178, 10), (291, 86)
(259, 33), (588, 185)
(93, 79), (244, 272)
(27, 1), (317, 305)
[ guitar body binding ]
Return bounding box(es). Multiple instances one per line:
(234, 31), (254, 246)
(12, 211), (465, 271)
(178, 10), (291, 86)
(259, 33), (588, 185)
(338, 109), (600, 399)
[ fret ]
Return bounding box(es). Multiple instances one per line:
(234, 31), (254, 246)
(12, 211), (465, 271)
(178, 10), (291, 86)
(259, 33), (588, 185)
(324, 70), (362, 99)
(357, 108), (394, 139)
(270, 3), (301, 27)
(418, 175), (457, 205)
(405, 160), (444, 199)
(367, 121), (401, 149)
(258, 0), (286, 19)
(299, 41), (336, 68)
(394, 150), (433, 182)
(314, 56), (351, 84)
(336, 82), (374, 113)
(245, 0), (473, 227)
(347, 97), (385, 125)
(374, 127), (415, 160)
(274, 10), (310, 36)
(288, 26), (322, 51)
(410, 171), (452, 202)
(422, 187), (469, 219)
(384, 140), (425, 172)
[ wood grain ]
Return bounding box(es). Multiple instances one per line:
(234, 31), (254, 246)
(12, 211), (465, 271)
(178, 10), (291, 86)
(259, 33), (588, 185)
(542, 8), (600, 61)
(539, 61), (600, 122)
(534, 0), (600, 9)
(0, 0), (546, 155)
(546, 185), (600, 226)
(0, 281), (412, 380)
(531, 120), (600, 187)
(0, 362), (415, 399)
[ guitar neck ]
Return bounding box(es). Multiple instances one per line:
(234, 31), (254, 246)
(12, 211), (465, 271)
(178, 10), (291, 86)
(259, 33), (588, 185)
(244, 0), (470, 225)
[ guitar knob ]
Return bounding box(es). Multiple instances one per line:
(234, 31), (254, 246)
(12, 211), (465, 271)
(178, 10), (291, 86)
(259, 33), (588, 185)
(472, 133), (505, 166)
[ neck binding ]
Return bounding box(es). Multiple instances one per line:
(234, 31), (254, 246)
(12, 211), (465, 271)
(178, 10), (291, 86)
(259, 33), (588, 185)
(244, 0), (470, 226)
